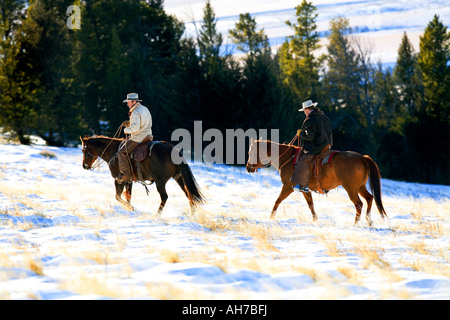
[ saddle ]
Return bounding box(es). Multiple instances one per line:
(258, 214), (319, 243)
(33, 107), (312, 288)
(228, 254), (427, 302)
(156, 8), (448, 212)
(313, 148), (340, 194)
(294, 144), (340, 194)
(132, 135), (155, 162)
(131, 136), (157, 184)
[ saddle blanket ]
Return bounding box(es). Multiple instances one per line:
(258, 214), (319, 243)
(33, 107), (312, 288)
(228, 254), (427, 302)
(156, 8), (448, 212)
(132, 140), (159, 162)
(293, 149), (340, 169)
(321, 150), (340, 167)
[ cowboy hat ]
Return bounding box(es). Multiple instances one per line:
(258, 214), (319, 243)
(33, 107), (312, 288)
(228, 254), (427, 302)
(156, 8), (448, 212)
(298, 99), (318, 111)
(123, 93), (142, 103)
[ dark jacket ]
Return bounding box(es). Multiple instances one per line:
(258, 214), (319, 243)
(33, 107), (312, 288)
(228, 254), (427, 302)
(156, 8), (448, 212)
(300, 109), (333, 155)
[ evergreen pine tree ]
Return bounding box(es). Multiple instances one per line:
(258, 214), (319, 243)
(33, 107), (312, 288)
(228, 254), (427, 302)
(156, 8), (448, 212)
(71, 0), (184, 139)
(229, 12), (278, 130)
(195, 0), (240, 132)
(198, 0), (223, 61)
(323, 16), (363, 151)
(229, 13), (269, 56)
(325, 17), (360, 109)
(278, 0), (321, 102)
(0, 0), (39, 144)
(394, 32), (419, 113)
(23, 0), (82, 145)
(164, 38), (203, 131)
(418, 15), (449, 118)
(104, 25), (130, 134)
(409, 14), (450, 183)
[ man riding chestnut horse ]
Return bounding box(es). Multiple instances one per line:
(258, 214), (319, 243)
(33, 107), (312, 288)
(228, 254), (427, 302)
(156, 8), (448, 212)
(247, 99), (387, 225)
(291, 100), (333, 193)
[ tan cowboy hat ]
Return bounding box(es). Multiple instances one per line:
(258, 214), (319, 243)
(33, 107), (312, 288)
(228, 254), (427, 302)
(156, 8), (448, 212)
(298, 99), (318, 111)
(123, 93), (142, 103)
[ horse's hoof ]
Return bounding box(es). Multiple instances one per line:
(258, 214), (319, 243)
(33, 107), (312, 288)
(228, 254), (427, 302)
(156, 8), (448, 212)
(116, 198), (134, 211)
(124, 203), (134, 211)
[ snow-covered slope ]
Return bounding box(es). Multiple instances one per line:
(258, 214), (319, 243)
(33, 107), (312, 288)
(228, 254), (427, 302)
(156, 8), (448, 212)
(0, 142), (448, 299)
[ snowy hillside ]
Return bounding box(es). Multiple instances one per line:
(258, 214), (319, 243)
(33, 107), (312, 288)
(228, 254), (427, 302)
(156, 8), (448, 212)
(0, 142), (449, 300)
(164, 0), (450, 67)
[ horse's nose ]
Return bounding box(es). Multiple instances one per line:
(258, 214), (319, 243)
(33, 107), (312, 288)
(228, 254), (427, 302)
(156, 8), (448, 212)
(83, 163), (90, 170)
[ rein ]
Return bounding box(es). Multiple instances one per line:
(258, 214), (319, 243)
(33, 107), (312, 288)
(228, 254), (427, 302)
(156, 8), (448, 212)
(255, 131), (301, 171)
(86, 124), (124, 170)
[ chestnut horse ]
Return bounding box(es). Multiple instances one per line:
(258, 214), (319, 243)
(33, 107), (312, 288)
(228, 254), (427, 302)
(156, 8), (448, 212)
(246, 139), (387, 225)
(80, 136), (205, 214)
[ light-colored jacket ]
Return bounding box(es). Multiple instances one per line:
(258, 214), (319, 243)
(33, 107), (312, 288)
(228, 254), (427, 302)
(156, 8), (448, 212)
(124, 102), (153, 143)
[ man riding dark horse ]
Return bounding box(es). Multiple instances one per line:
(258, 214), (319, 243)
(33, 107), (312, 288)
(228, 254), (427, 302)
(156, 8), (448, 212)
(291, 100), (333, 193)
(118, 93), (153, 182)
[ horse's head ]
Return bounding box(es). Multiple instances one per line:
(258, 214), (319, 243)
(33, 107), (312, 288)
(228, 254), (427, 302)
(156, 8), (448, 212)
(246, 139), (271, 173)
(80, 136), (98, 170)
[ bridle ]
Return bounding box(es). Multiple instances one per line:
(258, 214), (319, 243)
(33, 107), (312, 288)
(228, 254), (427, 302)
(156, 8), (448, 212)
(247, 132), (301, 172)
(82, 125), (124, 170)
(247, 142), (270, 171)
(248, 142), (292, 172)
(82, 144), (101, 171)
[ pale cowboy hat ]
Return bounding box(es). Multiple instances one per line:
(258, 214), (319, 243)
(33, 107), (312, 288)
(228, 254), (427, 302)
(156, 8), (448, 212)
(123, 93), (142, 103)
(298, 99), (318, 111)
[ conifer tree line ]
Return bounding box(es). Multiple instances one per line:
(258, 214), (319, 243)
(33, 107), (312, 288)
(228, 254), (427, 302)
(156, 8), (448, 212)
(0, 0), (448, 184)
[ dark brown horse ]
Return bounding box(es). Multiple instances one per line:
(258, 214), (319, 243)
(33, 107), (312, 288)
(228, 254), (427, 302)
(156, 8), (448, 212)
(80, 136), (205, 214)
(246, 139), (387, 225)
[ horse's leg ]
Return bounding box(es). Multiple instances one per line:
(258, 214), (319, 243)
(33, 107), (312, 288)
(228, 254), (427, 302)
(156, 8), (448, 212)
(155, 180), (168, 215)
(271, 184), (294, 219)
(114, 180), (134, 210)
(174, 176), (195, 214)
(115, 180), (125, 201)
(359, 185), (373, 226)
(302, 191), (317, 221)
(124, 182), (133, 204)
(344, 186), (363, 225)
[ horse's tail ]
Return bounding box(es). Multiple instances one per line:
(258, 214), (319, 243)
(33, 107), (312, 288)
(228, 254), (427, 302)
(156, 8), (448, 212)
(362, 155), (387, 219)
(178, 162), (206, 209)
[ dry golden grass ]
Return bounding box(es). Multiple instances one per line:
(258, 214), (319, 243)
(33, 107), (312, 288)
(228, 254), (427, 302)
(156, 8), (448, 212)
(337, 264), (361, 284)
(0, 250), (44, 278)
(59, 271), (125, 298)
(249, 225), (279, 252)
(25, 254), (44, 276)
(159, 249), (181, 263)
(400, 256), (450, 277)
(145, 281), (210, 300)
(1, 164), (449, 299)
(172, 194), (449, 294)
(355, 245), (390, 270)
(38, 150), (57, 159)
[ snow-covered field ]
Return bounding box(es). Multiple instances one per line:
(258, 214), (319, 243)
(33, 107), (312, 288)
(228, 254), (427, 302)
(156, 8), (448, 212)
(0, 141), (449, 300)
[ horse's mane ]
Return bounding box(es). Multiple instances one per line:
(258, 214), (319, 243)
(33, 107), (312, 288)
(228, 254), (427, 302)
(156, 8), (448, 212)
(83, 135), (123, 150)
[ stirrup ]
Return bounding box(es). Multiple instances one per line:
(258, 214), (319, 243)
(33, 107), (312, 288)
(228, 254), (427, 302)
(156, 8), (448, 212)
(294, 184), (310, 193)
(116, 173), (132, 183)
